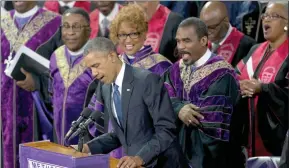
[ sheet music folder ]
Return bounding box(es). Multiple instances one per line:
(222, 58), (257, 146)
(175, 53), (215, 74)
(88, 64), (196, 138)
(4, 45), (50, 81)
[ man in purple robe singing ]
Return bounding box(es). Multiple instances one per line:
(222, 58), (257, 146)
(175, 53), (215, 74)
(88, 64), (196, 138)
(50, 8), (96, 145)
(1, 1), (62, 168)
(162, 17), (242, 168)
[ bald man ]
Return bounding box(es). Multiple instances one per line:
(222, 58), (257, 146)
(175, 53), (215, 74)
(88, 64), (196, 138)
(200, 1), (256, 67)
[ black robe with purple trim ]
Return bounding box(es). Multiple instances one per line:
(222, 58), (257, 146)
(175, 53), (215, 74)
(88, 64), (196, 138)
(162, 56), (241, 168)
(1, 8), (62, 168)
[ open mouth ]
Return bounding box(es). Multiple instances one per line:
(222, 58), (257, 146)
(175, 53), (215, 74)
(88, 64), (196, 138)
(263, 24), (271, 32)
(125, 44), (134, 51)
(178, 51), (191, 60)
(14, 1), (25, 6)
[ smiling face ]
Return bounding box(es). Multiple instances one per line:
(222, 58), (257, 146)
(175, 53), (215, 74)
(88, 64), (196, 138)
(262, 3), (288, 42)
(117, 21), (147, 55)
(61, 13), (91, 52)
(175, 26), (208, 65)
(83, 51), (118, 84)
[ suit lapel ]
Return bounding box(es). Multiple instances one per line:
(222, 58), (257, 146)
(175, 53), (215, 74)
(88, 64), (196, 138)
(121, 65), (134, 133)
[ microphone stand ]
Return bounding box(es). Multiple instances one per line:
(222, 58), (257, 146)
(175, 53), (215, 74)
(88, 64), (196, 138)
(77, 123), (87, 152)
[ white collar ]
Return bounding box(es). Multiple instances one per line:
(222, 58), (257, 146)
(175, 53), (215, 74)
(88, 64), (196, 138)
(218, 24), (233, 45)
(99, 3), (119, 24)
(58, 1), (76, 8)
(67, 41), (89, 56)
(113, 62), (125, 89)
(194, 49), (212, 67)
(14, 5), (39, 18)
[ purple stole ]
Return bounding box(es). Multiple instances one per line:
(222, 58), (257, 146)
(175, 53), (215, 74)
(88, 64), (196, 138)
(165, 56), (237, 141)
(1, 9), (61, 168)
(121, 45), (172, 75)
(50, 45), (93, 145)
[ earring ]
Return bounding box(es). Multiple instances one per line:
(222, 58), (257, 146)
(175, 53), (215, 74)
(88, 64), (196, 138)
(284, 26), (288, 31)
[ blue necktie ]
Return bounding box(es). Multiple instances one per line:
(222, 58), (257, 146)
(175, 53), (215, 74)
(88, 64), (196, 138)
(113, 84), (123, 127)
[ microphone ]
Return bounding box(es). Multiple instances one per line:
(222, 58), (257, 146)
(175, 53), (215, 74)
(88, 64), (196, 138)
(64, 108), (93, 140)
(68, 111), (103, 142)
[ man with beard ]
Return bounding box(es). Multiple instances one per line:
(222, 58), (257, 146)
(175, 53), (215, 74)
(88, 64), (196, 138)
(1, 1), (62, 168)
(200, 1), (256, 67)
(162, 17), (241, 168)
(89, 1), (121, 38)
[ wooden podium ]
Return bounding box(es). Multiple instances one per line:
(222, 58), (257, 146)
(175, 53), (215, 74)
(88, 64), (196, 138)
(19, 141), (119, 168)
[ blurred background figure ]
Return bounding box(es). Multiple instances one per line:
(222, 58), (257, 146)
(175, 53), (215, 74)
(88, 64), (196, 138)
(43, 1), (91, 14)
(89, 1), (121, 39)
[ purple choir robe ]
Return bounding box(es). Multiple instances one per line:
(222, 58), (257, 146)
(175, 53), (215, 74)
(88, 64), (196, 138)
(121, 45), (172, 76)
(50, 45), (94, 145)
(1, 8), (62, 168)
(87, 45), (172, 159)
(163, 56), (241, 168)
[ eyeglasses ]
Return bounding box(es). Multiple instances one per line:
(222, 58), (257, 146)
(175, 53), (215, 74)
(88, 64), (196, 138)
(261, 13), (287, 20)
(117, 32), (141, 40)
(207, 17), (226, 33)
(61, 24), (90, 32)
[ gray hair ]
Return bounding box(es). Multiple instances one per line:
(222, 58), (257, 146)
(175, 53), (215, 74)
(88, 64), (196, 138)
(83, 37), (117, 56)
(267, 1), (288, 15)
(63, 7), (90, 24)
(178, 17), (208, 39)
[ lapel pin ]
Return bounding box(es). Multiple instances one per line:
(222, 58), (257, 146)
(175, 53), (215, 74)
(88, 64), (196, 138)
(127, 89), (131, 91)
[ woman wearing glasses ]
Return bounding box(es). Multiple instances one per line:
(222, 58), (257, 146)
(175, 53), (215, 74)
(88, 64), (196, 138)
(236, 2), (288, 157)
(110, 4), (172, 76)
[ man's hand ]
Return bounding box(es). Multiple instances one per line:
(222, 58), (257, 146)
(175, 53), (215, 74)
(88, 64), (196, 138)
(240, 79), (262, 98)
(178, 104), (204, 126)
(117, 156), (144, 168)
(16, 68), (35, 92)
(81, 144), (91, 153)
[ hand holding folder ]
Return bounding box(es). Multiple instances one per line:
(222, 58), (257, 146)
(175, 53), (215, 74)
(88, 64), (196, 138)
(4, 45), (50, 81)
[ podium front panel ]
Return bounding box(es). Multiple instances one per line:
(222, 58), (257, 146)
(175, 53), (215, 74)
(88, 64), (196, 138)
(19, 141), (110, 168)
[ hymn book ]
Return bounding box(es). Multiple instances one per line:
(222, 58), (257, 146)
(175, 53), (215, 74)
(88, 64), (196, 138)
(4, 45), (50, 81)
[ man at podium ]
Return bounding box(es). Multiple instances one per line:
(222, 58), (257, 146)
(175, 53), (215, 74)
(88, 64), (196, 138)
(82, 37), (189, 168)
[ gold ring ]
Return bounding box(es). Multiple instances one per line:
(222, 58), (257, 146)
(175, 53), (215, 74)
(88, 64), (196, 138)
(188, 120), (192, 123)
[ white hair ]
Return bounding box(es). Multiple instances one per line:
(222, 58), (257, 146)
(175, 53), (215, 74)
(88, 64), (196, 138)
(267, 1), (288, 15)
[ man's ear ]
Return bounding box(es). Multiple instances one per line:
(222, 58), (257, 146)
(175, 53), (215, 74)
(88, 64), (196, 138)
(200, 36), (208, 47)
(108, 52), (117, 62)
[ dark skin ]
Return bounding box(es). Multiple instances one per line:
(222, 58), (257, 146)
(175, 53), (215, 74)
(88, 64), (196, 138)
(12, 1), (37, 13)
(13, 1), (37, 91)
(200, 1), (230, 44)
(61, 13), (91, 52)
(82, 51), (144, 168)
(94, 1), (115, 16)
(175, 26), (207, 126)
(240, 3), (288, 98)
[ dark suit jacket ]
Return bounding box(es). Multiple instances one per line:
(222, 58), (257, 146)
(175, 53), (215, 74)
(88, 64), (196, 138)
(159, 11), (183, 63)
(87, 64), (188, 167)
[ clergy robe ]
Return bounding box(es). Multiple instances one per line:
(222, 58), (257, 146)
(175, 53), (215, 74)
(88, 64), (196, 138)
(121, 45), (172, 76)
(1, 8), (62, 168)
(89, 4), (122, 39)
(163, 55), (241, 168)
(279, 130), (289, 168)
(144, 4), (183, 63)
(50, 45), (96, 145)
(208, 27), (256, 67)
(87, 45), (172, 159)
(43, 1), (91, 14)
(236, 39), (289, 157)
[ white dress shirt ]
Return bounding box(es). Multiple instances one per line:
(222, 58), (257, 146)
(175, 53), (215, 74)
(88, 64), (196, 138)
(14, 5), (39, 18)
(212, 24), (233, 50)
(111, 62), (125, 125)
(194, 48), (212, 67)
(58, 1), (76, 8)
(99, 3), (119, 35)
